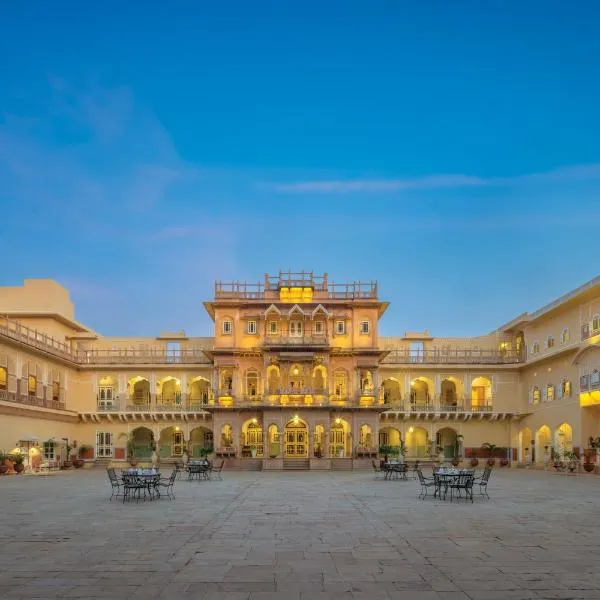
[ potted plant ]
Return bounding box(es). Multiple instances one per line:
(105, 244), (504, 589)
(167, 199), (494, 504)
(500, 447), (509, 467)
(118, 432), (139, 466)
(564, 450), (578, 473)
(451, 434), (464, 467)
(199, 445), (214, 459)
(62, 441), (73, 469)
(583, 448), (595, 472)
(481, 442), (497, 467)
(76, 444), (93, 468)
(10, 451), (26, 474)
(0, 450), (7, 475)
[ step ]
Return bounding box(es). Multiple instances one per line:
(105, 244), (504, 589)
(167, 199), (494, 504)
(283, 459), (310, 470)
(331, 458), (353, 470)
(241, 459), (263, 471)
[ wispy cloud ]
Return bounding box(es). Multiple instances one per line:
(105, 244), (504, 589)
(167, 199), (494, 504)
(271, 162), (600, 194)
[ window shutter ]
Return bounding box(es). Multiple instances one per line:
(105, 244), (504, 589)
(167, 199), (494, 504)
(557, 383), (563, 399)
(542, 387), (548, 402)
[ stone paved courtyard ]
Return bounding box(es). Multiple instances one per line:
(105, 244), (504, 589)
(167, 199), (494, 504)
(1, 468), (600, 599)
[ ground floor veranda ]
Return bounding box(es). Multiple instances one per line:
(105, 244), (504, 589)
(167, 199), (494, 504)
(2, 468), (600, 599)
(0, 408), (595, 469)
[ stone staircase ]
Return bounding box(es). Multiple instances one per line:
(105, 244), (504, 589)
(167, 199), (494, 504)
(283, 458), (310, 470)
(243, 459), (263, 471)
(331, 458), (353, 470)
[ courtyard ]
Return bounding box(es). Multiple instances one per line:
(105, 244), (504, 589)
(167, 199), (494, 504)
(0, 468), (600, 599)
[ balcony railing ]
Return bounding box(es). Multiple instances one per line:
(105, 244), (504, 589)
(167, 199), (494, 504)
(0, 315), (211, 365)
(262, 335), (329, 346)
(381, 398), (495, 412)
(381, 348), (522, 365)
(580, 371), (600, 392)
(82, 348), (210, 365)
(582, 322), (600, 341)
(0, 389), (66, 411)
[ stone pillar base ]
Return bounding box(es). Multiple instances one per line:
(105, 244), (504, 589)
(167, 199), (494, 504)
(310, 458), (331, 470)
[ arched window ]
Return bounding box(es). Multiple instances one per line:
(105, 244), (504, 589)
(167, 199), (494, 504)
(532, 386), (541, 404)
(531, 342), (540, 355)
(593, 315), (600, 331)
(546, 336), (555, 349)
(561, 328), (570, 344)
(245, 370), (259, 396)
(546, 384), (554, 402)
(0, 367), (7, 390)
(561, 379), (572, 398)
(52, 381), (60, 401)
(333, 369), (348, 399)
(27, 375), (37, 396)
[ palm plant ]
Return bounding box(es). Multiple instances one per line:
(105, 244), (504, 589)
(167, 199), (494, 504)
(481, 442), (497, 465)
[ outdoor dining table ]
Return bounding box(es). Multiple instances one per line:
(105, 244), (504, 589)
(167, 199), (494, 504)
(383, 461), (408, 480)
(433, 469), (475, 500)
(121, 470), (161, 501)
(187, 462), (210, 480)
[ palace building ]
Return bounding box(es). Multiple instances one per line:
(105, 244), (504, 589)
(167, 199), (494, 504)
(1, 271), (599, 470)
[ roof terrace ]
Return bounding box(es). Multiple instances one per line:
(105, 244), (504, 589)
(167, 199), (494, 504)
(214, 270), (378, 300)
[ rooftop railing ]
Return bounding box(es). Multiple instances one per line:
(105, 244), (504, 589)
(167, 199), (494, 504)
(0, 315), (211, 365)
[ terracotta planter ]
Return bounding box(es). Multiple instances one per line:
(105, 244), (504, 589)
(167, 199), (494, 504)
(0, 465), (8, 475)
(14, 463), (25, 474)
(128, 458), (139, 467)
(73, 459), (84, 468)
(451, 459), (460, 467)
(62, 460), (73, 469)
(470, 458), (479, 467)
(500, 458), (509, 467)
(584, 462), (595, 473)
(487, 458), (496, 467)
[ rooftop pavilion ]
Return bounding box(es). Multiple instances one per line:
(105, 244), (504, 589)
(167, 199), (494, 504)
(214, 270), (379, 301)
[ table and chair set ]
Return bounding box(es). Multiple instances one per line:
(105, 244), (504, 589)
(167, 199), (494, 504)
(417, 466), (492, 502)
(182, 459), (224, 481)
(107, 467), (176, 502)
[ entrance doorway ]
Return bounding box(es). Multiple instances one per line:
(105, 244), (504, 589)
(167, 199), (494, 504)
(284, 419), (308, 457)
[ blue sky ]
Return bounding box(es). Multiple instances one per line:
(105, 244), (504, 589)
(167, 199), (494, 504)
(1, 1), (600, 337)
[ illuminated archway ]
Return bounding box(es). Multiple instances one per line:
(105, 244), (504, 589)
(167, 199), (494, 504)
(130, 426), (154, 459)
(157, 376), (181, 406)
(436, 427), (459, 460)
(329, 417), (350, 457)
(535, 425), (552, 464)
(405, 426), (429, 458)
(158, 425), (184, 458)
(555, 423), (573, 455)
(242, 418), (264, 457)
(284, 416), (308, 457)
(410, 377), (432, 406)
(188, 376), (210, 405)
(381, 378), (401, 405)
(471, 376), (492, 409)
(128, 376), (150, 407)
(189, 426), (213, 458)
(518, 427), (532, 463)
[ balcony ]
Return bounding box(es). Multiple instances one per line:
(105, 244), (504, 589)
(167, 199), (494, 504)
(380, 396), (495, 413)
(381, 348), (521, 365)
(82, 347), (210, 365)
(0, 389), (66, 411)
(580, 371), (600, 393)
(582, 322), (600, 341)
(262, 335), (329, 348)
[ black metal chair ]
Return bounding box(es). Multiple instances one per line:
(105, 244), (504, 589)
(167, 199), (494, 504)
(156, 470), (177, 499)
(106, 468), (123, 501)
(474, 467), (492, 498)
(372, 459), (386, 479)
(211, 459), (224, 480)
(122, 474), (147, 503)
(448, 473), (474, 502)
(417, 469), (436, 499)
